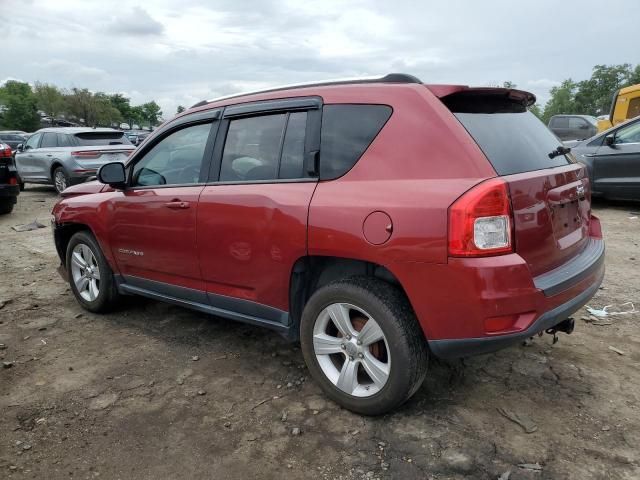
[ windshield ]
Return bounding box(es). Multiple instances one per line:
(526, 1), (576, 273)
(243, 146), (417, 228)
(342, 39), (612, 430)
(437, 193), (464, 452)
(74, 132), (132, 146)
(455, 111), (573, 175)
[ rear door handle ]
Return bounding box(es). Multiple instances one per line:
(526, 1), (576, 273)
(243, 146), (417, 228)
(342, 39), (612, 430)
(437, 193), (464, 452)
(164, 200), (190, 209)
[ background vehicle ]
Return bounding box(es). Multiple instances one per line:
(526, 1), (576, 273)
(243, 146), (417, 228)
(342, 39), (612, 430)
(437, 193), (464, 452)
(124, 129), (151, 146)
(0, 142), (20, 214)
(597, 83), (640, 132)
(51, 74), (604, 415)
(572, 116), (640, 200)
(548, 114), (598, 140)
(14, 127), (134, 193)
(0, 132), (28, 153)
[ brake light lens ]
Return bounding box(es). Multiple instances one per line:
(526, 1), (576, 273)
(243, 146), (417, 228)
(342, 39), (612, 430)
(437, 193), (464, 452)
(0, 144), (12, 158)
(448, 178), (514, 257)
(71, 151), (101, 158)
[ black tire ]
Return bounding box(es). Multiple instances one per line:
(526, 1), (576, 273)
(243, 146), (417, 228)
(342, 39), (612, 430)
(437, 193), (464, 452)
(0, 200), (14, 214)
(300, 277), (428, 415)
(66, 230), (120, 313)
(53, 166), (69, 194)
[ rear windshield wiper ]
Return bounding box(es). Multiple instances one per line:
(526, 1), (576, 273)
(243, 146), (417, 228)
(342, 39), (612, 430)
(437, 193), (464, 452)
(548, 146), (571, 159)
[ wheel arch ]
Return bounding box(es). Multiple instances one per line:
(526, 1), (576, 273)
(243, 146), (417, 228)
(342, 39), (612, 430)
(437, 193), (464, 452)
(288, 256), (415, 336)
(50, 161), (66, 181)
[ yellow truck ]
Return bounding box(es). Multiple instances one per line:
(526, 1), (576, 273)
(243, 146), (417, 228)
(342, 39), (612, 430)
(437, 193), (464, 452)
(597, 84), (640, 132)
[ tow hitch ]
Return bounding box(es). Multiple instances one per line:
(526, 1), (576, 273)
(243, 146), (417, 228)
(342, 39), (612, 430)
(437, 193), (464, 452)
(545, 317), (575, 344)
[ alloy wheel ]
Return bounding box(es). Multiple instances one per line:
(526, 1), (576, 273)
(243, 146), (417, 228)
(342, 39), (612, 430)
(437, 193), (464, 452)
(312, 302), (390, 397)
(70, 244), (101, 302)
(54, 170), (67, 193)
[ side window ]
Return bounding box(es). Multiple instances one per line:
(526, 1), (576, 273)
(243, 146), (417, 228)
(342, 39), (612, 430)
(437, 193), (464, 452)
(615, 121), (640, 144)
(220, 114), (287, 181)
(40, 132), (58, 148)
(25, 133), (41, 150)
(568, 117), (587, 129)
(279, 112), (307, 179)
(57, 134), (72, 147)
(627, 97), (640, 120)
(551, 117), (568, 128)
(131, 123), (211, 187)
(320, 104), (392, 179)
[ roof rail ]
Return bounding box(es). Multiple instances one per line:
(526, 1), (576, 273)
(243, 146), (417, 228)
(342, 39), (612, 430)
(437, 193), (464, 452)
(189, 73), (422, 109)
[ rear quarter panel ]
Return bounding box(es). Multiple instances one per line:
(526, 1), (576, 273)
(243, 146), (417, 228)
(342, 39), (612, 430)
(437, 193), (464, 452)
(308, 85), (496, 267)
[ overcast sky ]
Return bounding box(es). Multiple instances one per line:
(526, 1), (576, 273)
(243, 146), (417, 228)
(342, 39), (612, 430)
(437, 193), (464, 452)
(2, 0), (638, 120)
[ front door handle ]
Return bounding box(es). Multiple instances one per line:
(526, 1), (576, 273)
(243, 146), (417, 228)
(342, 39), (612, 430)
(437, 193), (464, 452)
(164, 200), (190, 209)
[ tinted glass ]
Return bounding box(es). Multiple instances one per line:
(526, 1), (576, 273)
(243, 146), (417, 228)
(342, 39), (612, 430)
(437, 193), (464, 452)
(132, 123), (211, 187)
(220, 114), (286, 181)
(41, 132), (58, 148)
(25, 133), (41, 149)
(455, 112), (572, 175)
(568, 117), (587, 129)
(627, 97), (640, 120)
(57, 134), (72, 147)
(615, 120), (640, 144)
(0, 134), (24, 141)
(279, 112), (307, 179)
(550, 116), (569, 128)
(320, 105), (392, 179)
(74, 132), (132, 146)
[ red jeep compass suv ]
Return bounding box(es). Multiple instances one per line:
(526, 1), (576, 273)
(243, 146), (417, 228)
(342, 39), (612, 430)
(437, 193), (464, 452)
(52, 74), (605, 415)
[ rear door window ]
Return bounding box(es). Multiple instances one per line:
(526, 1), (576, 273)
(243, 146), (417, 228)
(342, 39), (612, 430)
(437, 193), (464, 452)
(74, 132), (132, 146)
(550, 116), (569, 128)
(320, 105), (392, 179)
(453, 111), (572, 175)
(40, 132), (58, 148)
(57, 134), (72, 147)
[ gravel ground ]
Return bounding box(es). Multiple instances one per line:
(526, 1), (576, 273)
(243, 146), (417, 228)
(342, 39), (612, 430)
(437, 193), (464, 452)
(1, 186), (639, 480)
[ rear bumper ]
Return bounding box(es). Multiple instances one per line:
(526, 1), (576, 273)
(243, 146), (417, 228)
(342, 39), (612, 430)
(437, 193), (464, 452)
(0, 184), (20, 200)
(391, 220), (605, 359)
(428, 266), (603, 358)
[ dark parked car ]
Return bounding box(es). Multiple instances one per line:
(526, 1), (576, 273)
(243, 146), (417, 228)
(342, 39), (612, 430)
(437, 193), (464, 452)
(548, 115), (598, 141)
(571, 116), (640, 201)
(51, 74), (604, 414)
(14, 127), (134, 194)
(0, 132), (28, 153)
(0, 142), (20, 213)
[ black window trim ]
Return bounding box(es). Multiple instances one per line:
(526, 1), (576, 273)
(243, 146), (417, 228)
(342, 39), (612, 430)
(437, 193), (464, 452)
(208, 96), (323, 184)
(124, 109), (222, 190)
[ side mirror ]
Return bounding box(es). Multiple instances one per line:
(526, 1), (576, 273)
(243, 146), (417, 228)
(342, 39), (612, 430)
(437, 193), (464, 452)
(604, 133), (616, 147)
(579, 123), (589, 129)
(16, 143), (23, 152)
(97, 162), (127, 189)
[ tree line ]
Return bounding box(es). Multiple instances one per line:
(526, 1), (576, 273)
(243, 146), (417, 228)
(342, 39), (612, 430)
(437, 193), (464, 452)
(534, 63), (640, 123)
(0, 81), (164, 132)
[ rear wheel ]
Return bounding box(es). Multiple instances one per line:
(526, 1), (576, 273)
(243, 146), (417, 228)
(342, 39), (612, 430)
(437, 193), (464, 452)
(53, 167), (69, 194)
(0, 200), (15, 214)
(300, 277), (428, 415)
(66, 231), (120, 312)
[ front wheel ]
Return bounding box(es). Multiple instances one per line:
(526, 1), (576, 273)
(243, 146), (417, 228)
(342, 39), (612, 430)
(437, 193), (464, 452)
(66, 231), (120, 312)
(300, 277), (428, 415)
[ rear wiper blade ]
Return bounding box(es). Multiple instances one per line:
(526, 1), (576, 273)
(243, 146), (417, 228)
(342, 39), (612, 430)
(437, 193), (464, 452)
(548, 146), (571, 159)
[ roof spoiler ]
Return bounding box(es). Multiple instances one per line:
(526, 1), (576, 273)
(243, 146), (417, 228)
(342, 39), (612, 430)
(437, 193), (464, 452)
(427, 85), (536, 107)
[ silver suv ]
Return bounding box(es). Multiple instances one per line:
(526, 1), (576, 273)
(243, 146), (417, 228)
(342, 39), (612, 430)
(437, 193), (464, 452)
(15, 128), (135, 193)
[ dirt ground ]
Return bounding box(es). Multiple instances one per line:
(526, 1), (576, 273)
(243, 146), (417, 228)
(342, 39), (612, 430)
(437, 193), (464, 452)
(0, 186), (638, 480)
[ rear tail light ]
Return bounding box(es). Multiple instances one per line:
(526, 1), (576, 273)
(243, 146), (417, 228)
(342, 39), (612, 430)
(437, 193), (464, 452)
(448, 178), (514, 257)
(0, 145), (12, 158)
(8, 177), (17, 185)
(71, 151), (101, 158)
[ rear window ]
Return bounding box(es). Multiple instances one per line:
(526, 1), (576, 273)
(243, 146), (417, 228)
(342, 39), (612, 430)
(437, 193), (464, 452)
(320, 104), (392, 179)
(444, 92), (572, 175)
(74, 132), (132, 146)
